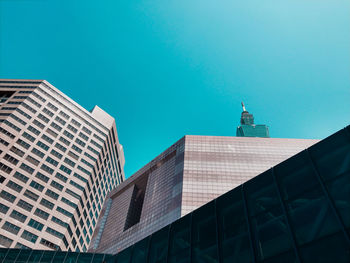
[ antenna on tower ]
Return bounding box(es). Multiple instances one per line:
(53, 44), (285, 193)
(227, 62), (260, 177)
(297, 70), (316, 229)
(241, 102), (246, 112)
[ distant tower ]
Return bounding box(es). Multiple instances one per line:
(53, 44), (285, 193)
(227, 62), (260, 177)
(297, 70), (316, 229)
(236, 102), (270, 137)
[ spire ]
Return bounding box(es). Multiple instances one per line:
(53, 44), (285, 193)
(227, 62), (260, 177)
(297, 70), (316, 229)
(241, 101), (246, 112)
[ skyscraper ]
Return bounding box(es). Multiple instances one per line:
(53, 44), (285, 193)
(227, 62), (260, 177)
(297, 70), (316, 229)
(89, 135), (317, 254)
(236, 102), (270, 137)
(0, 79), (125, 251)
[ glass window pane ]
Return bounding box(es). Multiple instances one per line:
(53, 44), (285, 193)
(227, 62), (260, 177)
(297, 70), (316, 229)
(148, 226), (169, 263)
(52, 252), (67, 263)
(299, 231), (350, 263)
(76, 253), (93, 263)
(275, 152), (319, 201)
(131, 237), (150, 263)
(245, 171), (281, 217)
(217, 187), (252, 263)
(16, 249), (33, 262)
(309, 129), (350, 182)
(27, 250), (44, 263)
(251, 215), (293, 261)
(168, 214), (191, 256)
(92, 254), (105, 263)
(326, 172), (350, 231)
(286, 188), (342, 245)
(116, 245), (132, 263)
(191, 201), (218, 263)
(39, 251), (55, 263)
(4, 249), (21, 260)
(63, 252), (79, 263)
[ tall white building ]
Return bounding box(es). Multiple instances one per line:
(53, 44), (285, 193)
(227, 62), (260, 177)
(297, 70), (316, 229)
(0, 79), (125, 251)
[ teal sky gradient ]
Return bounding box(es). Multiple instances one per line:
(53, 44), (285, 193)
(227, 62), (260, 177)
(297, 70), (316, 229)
(1, 0), (349, 177)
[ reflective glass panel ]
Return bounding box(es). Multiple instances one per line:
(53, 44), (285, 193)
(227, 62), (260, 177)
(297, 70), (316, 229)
(148, 226), (169, 263)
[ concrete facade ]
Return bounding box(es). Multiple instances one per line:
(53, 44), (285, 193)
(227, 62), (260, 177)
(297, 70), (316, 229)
(89, 135), (318, 254)
(0, 79), (125, 251)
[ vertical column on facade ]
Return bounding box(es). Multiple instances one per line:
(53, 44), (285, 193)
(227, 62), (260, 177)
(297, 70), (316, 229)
(189, 212), (193, 263)
(165, 224), (172, 263)
(214, 199), (222, 263)
(271, 168), (302, 263)
(305, 149), (350, 245)
(240, 185), (257, 263)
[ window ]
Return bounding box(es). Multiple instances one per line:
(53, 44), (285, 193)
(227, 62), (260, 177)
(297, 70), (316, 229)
(46, 128), (58, 138)
(41, 164), (54, 174)
(10, 146), (25, 157)
(75, 138), (86, 147)
(15, 108), (31, 119)
(0, 234), (13, 247)
(17, 139), (30, 149)
(17, 199), (33, 212)
(59, 111), (70, 120)
(34, 208), (49, 220)
(71, 119), (81, 127)
(56, 206), (73, 218)
(84, 152), (97, 162)
(21, 102), (36, 113)
(47, 102), (58, 111)
(68, 151), (79, 160)
(55, 116), (66, 126)
(67, 124), (78, 133)
(26, 155), (40, 166)
(40, 238), (60, 250)
(4, 154), (19, 165)
(63, 130), (74, 139)
(55, 142), (67, 153)
(61, 196), (77, 208)
(64, 157), (76, 168)
(32, 148), (45, 158)
(9, 114), (27, 126)
(40, 198), (54, 210)
(60, 164), (72, 175)
(30, 180), (44, 192)
(51, 149), (63, 159)
(59, 136), (70, 146)
(37, 113), (49, 123)
(55, 172), (68, 183)
(31, 92), (46, 102)
(0, 162), (13, 174)
(1, 190), (16, 203)
(46, 227), (64, 239)
(20, 163), (34, 174)
(33, 119), (45, 129)
(72, 144), (82, 154)
(7, 180), (23, 193)
(46, 156), (59, 166)
(0, 203), (9, 214)
(70, 180), (85, 192)
(21, 230), (38, 243)
(26, 97), (42, 108)
(79, 132), (89, 141)
(52, 216), (69, 228)
(10, 210), (27, 223)
(35, 172), (49, 183)
(87, 146), (99, 156)
(66, 189), (81, 200)
(50, 122), (62, 132)
(28, 219), (44, 231)
(50, 180), (64, 191)
(23, 132), (36, 142)
(0, 126), (15, 138)
(28, 125), (40, 136)
(13, 171), (29, 183)
(43, 107), (54, 117)
(36, 140), (49, 151)
(42, 134), (54, 144)
(0, 137), (9, 146)
(23, 189), (39, 201)
(4, 120), (21, 132)
(2, 221), (21, 235)
(78, 165), (91, 176)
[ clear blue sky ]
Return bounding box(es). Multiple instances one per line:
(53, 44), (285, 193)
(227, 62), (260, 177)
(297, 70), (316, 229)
(1, 0), (349, 178)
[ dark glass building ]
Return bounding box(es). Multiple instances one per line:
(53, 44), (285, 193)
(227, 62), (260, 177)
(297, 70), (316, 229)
(1, 125), (349, 262)
(236, 102), (270, 138)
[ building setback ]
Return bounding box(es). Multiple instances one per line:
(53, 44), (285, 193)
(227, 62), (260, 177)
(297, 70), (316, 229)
(89, 135), (317, 254)
(0, 79), (125, 251)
